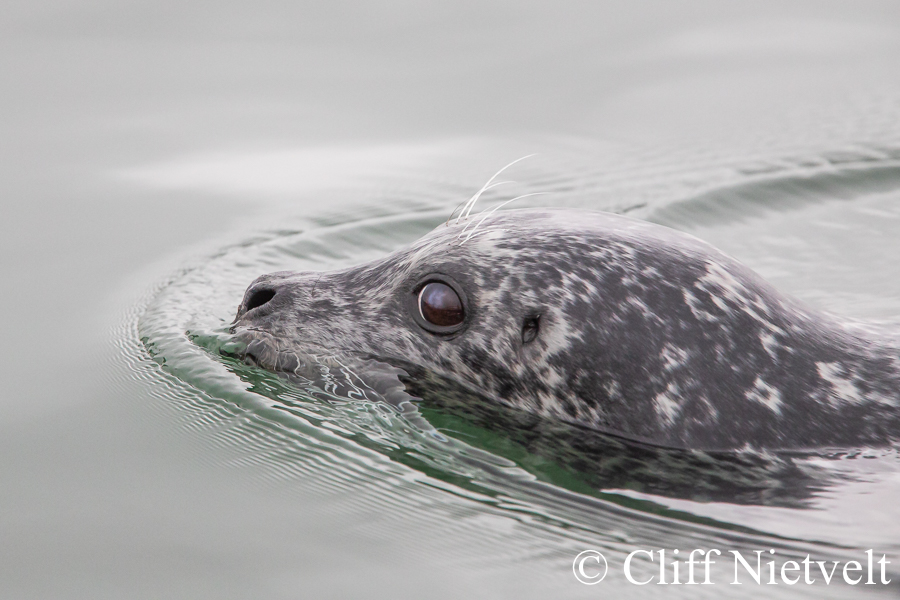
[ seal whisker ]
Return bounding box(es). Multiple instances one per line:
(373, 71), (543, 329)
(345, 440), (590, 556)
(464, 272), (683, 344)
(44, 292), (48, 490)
(459, 192), (548, 244)
(456, 191), (546, 239)
(458, 180), (516, 224)
(460, 227), (509, 244)
(445, 180), (514, 226)
(454, 154), (535, 225)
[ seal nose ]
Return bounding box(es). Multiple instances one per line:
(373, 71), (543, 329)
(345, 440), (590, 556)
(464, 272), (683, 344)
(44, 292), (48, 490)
(245, 287), (276, 312)
(235, 271), (298, 322)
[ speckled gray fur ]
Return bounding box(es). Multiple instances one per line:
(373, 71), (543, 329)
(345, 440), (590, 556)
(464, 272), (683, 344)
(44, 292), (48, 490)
(232, 208), (900, 451)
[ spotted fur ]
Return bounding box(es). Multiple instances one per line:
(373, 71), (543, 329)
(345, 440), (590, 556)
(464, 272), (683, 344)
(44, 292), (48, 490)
(232, 208), (900, 451)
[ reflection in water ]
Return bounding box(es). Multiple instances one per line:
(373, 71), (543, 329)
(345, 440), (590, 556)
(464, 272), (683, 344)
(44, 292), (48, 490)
(210, 330), (830, 510)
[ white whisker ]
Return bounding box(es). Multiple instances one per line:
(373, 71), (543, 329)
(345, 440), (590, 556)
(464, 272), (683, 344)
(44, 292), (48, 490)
(458, 192), (548, 243)
(454, 154), (535, 225)
(459, 227), (509, 245)
(445, 180), (513, 226)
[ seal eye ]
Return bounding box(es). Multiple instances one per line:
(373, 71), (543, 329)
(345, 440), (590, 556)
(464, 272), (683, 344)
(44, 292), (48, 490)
(418, 282), (464, 327)
(522, 315), (540, 344)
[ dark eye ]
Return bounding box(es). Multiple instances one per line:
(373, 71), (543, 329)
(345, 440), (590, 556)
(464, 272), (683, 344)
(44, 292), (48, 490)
(522, 315), (540, 344)
(418, 282), (464, 327)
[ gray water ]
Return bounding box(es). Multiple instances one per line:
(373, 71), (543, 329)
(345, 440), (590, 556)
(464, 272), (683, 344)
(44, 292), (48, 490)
(3, 2), (900, 599)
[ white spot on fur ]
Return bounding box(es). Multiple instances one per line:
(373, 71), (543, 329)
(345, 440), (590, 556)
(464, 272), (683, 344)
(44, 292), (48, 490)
(660, 344), (688, 372)
(694, 260), (775, 323)
(813, 362), (896, 407)
(816, 362), (864, 405)
(746, 377), (782, 414)
(683, 289), (716, 321)
(700, 261), (764, 310)
(626, 295), (657, 319)
(654, 382), (682, 424)
(759, 332), (780, 359)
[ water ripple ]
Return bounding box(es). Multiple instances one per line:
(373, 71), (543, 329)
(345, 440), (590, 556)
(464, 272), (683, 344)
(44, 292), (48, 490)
(117, 138), (900, 597)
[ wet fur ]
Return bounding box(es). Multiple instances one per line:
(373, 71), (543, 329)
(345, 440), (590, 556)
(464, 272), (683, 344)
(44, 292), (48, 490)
(233, 208), (900, 451)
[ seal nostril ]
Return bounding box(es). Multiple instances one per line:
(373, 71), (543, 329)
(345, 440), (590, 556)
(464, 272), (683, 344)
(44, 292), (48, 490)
(245, 288), (276, 312)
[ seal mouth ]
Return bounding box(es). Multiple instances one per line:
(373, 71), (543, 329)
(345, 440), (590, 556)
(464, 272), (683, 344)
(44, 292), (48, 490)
(227, 329), (282, 371)
(242, 338), (279, 370)
(227, 328), (328, 377)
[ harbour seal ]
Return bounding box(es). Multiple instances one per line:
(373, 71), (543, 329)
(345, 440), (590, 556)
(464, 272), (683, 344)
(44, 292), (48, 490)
(230, 208), (900, 451)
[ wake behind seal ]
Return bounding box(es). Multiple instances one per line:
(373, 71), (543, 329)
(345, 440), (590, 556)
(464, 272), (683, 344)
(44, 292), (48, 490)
(230, 207), (900, 451)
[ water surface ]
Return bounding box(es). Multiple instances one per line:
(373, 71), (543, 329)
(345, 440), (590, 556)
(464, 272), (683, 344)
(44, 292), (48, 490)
(3, 2), (900, 598)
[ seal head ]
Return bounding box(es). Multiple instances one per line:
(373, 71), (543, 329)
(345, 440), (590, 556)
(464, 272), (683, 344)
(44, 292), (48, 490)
(232, 208), (900, 451)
